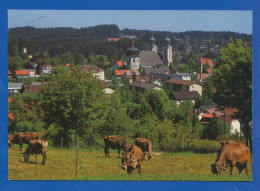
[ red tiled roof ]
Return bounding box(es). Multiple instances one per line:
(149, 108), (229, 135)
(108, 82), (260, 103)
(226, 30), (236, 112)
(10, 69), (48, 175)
(115, 61), (126, 67)
(65, 63), (70, 68)
(166, 79), (195, 86)
(202, 113), (214, 118)
(16, 70), (30, 76)
(115, 70), (131, 76)
(108, 38), (120, 42)
(8, 70), (12, 75)
(225, 108), (238, 116)
(201, 58), (214, 68)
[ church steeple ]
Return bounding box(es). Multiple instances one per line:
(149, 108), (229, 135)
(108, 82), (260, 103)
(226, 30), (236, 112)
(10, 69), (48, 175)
(148, 32), (157, 53)
(163, 33), (173, 66)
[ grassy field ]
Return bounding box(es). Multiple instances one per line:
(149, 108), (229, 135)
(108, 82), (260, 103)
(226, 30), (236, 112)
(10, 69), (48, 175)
(8, 145), (253, 181)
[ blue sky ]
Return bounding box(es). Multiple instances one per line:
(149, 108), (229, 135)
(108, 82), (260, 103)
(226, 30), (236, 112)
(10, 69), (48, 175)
(8, 10), (252, 34)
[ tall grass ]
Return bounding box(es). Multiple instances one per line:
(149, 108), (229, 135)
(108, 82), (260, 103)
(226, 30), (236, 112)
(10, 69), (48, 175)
(8, 146), (252, 181)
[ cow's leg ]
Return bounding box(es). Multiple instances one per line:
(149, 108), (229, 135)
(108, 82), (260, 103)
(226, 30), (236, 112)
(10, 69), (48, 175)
(105, 146), (110, 157)
(138, 163), (142, 175)
(117, 148), (120, 158)
(41, 151), (46, 165)
(230, 161), (236, 175)
(241, 162), (248, 175)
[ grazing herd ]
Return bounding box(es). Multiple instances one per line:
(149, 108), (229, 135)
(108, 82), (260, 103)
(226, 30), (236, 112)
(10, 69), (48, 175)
(8, 132), (48, 165)
(9, 132), (251, 176)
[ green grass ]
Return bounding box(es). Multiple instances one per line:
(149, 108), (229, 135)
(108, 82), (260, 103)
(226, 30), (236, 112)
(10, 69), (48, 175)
(8, 146), (253, 181)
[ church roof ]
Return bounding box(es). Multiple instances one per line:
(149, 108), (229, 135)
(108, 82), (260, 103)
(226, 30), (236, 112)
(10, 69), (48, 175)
(165, 37), (171, 42)
(140, 50), (164, 67)
(127, 46), (140, 56)
(150, 36), (155, 41)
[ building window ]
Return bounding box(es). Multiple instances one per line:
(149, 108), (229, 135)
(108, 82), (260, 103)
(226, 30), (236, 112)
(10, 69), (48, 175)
(133, 58), (135, 62)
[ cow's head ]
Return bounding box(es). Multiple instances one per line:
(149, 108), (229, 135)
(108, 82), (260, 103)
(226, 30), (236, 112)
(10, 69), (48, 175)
(146, 152), (152, 160)
(121, 145), (139, 174)
(209, 163), (226, 175)
(23, 152), (30, 163)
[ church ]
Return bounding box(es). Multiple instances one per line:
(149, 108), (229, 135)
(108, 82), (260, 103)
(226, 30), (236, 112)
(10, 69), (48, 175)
(126, 35), (173, 72)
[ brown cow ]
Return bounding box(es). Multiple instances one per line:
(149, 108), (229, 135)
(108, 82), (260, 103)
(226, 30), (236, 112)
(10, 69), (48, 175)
(134, 137), (152, 160)
(210, 142), (250, 175)
(221, 140), (244, 148)
(104, 135), (126, 158)
(121, 144), (144, 174)
(23, 139), (48, 165)
(9, 132), (40, 151)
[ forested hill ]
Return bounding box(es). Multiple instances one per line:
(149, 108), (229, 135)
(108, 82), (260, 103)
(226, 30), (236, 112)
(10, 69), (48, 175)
(8, 24), (252, 59)
(123, 28), (251, 45)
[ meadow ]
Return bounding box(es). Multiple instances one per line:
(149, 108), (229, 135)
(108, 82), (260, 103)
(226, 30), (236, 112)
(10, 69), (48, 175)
(8, 146), (253, 181)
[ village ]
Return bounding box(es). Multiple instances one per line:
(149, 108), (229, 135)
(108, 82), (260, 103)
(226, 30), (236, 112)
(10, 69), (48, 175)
(8, 35), (241, 136)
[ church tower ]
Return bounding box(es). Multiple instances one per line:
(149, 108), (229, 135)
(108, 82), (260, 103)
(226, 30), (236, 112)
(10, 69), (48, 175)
(163, 36), (173, 67)
(148, 33), (157, 53)
(126, 40), (140, 72)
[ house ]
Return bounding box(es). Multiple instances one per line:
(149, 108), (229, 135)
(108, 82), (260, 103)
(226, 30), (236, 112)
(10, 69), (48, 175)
(39, 64), (54, 76)
(166, 79), (202, 96)
(114, 70), (131, 78)
(82, 65), (105, 81)
(108, 38), (120, 42)
(129, 81), (163, 94)
(24, 61), (38, 70)
(123, 35), (136, 39)
(24, 82), (43, 94)
(113, 61), (126, 69)
(8, 70), (12, 80)
(135, 76), (150, 83)
(15, 70), (30, 78)
(219, 115), (241, 135)
(148, 73), (169, 87)
(199, 112), (241, 135)
(199, 113), (214, 124)
(8, 83), (23, 94)
(143, 67), (169, 76)
(123, 70), (134, 83)
(170, 72), (196, 81)
(170, 91), (201, 106)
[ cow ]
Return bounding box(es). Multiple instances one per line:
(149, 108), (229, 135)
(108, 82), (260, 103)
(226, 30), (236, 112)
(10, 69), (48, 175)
(8, 134), (14, 147)
(9, 132), (40, 151)
(221, 140), (244, 148)
(209, 141), (250, 175)
(121, 144), (144, 174)
(134, 137), (153, 160)
(23, 139), (48, 165)
(104, 135), (126, 158)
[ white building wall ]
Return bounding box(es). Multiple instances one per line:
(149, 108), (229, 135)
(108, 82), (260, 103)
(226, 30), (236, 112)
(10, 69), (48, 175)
(189, 84), (202, 96)
(230, 119), (241, 135)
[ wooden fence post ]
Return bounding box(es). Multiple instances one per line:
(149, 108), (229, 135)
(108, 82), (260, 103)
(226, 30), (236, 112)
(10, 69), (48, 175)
(76, 134), (79, 176)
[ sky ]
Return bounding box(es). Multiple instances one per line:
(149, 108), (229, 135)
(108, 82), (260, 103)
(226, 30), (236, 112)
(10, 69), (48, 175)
(8, 10), (252, 34)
